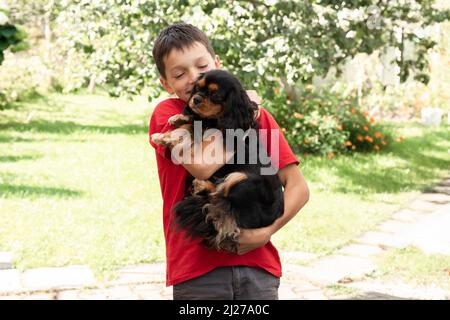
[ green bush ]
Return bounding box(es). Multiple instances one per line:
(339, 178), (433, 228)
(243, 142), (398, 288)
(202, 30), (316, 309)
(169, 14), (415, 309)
(0, 52), (50, 108)
(264, 85), (393, 156)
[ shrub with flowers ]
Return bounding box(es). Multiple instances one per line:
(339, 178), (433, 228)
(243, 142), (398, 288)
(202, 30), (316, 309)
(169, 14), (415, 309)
(264, 85), (393, 157)
(339, 105), (392, 153)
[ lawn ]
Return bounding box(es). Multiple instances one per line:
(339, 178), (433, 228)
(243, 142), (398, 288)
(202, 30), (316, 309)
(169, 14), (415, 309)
(0, 92), (449, 279)
(374, 246), (450, 290)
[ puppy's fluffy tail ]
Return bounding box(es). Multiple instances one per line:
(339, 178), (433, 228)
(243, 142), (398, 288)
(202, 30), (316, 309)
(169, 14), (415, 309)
(172, 195), (216, 241)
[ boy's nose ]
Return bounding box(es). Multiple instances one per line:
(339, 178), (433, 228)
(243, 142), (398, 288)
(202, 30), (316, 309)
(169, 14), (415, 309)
(188, 71), (199, 84)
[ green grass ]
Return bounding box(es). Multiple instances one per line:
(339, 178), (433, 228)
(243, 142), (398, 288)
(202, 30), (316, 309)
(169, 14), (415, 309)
(0, 92), (165, 279)
(0, 92), (449, 279)
(273, 122), (450, 254)
(374, 246), (450, 289)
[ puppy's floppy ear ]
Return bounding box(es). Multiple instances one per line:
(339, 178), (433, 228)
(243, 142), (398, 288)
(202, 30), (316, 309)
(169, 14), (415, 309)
(220, 87), (258, 130)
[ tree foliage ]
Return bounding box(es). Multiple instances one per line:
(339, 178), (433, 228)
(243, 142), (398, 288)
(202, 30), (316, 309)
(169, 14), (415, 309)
(6, 0), (450, 98)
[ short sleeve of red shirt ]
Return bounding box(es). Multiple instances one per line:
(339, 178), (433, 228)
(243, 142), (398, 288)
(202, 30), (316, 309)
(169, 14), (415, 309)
(149, 98), (186, 159)
(257, 107), (300, 170)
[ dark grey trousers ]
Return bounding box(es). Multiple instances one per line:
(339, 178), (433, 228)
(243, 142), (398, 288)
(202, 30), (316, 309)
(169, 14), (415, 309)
(173, 266), (280, 300)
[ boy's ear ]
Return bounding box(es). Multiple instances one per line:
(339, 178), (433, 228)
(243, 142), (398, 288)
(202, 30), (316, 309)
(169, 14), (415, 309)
(214, 55), (222, 69)
(160, 77), (175, 95)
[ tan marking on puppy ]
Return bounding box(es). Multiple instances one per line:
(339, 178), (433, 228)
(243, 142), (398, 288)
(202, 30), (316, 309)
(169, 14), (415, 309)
(192, 179), (216, 195)
(198, 78), (206, 88)
(189, 98), (223, 119)
(208, 83), (219, 92)
(213, 172), (248, 197)
(204, 202), (240, 252)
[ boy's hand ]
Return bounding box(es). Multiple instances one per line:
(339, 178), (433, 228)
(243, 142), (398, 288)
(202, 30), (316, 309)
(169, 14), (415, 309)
(236, 225), (274, 255)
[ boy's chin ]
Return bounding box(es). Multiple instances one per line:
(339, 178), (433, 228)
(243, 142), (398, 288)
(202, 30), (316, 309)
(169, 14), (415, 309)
(173, 93), (188, 102)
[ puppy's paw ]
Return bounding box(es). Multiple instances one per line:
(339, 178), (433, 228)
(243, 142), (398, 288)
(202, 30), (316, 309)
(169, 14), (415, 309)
(151, 133), (167, 146)
(168, 114), (192, 127)
(193, 179), (216, 195)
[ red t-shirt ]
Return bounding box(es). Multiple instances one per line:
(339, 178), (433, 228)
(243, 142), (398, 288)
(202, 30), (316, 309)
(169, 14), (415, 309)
(149, 98), (299, 286)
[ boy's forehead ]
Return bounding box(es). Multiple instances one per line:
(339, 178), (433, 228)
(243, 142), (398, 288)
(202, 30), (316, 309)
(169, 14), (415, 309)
(164, 42), (213, 71)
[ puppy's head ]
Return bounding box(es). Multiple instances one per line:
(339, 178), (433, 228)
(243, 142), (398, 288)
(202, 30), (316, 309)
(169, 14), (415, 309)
(187, 70), (258, 130)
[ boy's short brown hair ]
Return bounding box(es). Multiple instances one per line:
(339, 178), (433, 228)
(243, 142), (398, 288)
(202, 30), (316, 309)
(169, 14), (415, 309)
(152, 22), (216, 79)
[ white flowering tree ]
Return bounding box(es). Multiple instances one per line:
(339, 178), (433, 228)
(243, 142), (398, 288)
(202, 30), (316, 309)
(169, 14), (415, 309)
(5, 0), (450, 99)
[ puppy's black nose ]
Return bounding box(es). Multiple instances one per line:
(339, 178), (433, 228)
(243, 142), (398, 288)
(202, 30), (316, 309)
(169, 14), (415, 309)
(193, 96), (203, 105)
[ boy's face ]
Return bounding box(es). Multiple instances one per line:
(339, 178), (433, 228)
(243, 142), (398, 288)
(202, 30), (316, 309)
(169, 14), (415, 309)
(160, 41), (221, 102)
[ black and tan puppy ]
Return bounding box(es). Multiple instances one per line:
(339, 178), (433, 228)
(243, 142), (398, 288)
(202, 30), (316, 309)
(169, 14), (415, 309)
(151, 70), (284, 253)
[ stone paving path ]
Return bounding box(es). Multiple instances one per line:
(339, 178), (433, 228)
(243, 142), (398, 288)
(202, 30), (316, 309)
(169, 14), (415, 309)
(1, 177), (449, 300)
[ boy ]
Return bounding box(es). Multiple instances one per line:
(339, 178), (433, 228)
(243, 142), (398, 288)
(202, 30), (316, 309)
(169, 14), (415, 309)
(149, 22), (309, 300)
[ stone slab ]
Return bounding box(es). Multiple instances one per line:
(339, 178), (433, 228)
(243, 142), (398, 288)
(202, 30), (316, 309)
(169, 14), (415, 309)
(113, 263), (165, 285)
(337, 243), (384, 258)
(391, 210), (425, 223)
(0, 252), (13, 270)
(419, 193), (450, 204)
(392, 204), (450, 255)
(376, 220), (411, 234)
(0, 269), (21, 293)
(355, 231), (408, 248)
(297, 255), (376, 285)
(347, 279), (450, 300)
(408, 199), (440, 212)
(131, 284), (165, 300)
(21, 265), (96, 290)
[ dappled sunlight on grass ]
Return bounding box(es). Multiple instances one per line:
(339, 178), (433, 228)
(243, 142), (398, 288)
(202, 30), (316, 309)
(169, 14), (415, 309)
(1, 92), (449, 278)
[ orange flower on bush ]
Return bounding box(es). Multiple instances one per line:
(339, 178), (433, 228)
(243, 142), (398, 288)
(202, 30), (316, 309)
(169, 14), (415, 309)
(351, 108), (357, 114)
(328, 152), (335, 159)
(370, 117), (375, 124)
(381, 141), (387, 146)
(374, 131), (382, 138)
(365, 136), (373, 143)
(345, 141), (352, 146)
(363, 125), (369, 132)
(373, 145), (380, 151)
(357, 135), (363, 142)
(337, 124), (343, 131)
(396, 136), (404, 143)
(294, 112), (302, 119)
(281, 128), (287, 133)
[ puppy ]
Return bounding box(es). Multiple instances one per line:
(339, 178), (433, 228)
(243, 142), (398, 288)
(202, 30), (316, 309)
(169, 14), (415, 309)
(152, 70), (284, 253)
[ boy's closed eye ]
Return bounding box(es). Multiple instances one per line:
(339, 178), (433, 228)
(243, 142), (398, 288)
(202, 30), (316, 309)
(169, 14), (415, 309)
(174, 65), (208, 79)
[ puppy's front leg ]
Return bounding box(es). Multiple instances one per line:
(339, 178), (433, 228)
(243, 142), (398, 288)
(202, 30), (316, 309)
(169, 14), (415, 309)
(151, 125), (192, 149)
(168, 114), (193, 127)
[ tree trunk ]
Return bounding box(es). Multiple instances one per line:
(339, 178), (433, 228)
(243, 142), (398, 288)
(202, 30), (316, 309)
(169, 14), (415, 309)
(88, 74), (97, 93)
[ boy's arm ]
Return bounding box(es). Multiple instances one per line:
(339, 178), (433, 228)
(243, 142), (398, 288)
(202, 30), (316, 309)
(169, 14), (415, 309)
(181, 136), (235, 180)
(237, 163), (310, 255)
